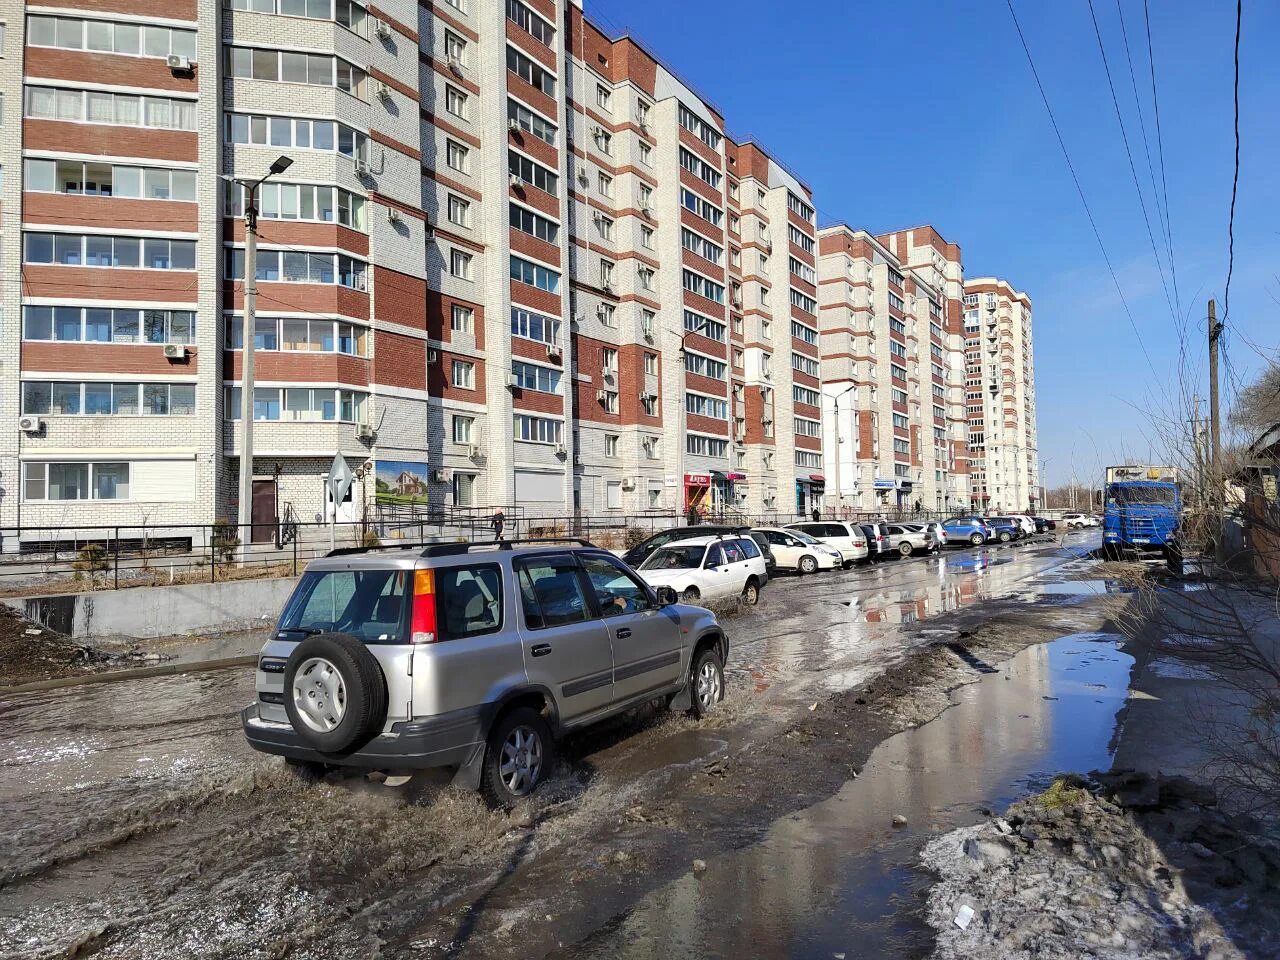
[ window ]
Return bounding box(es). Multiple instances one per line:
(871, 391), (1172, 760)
(888, 291), (906, 312)
(517, 556), (589, 630)
(449, 249), (473, 280)
(594, 213), (614, 240)
(29, 15), (197, 59)
(226, 386), (366, 422)
(678, 103), (721, 149)
(640, 225), (655, 249)
(891, 362), (907, 381)
(638, 183), (653, 209)
(505, 0), (554, 46)
(793, 384), (820, 407)
(887, 267), (904, 288)
(598, 303), (616, 327)
(686, 434), (729, 457)
(593, 128), (612, 156)
(641, 395), (658, 417)
(505, 45), (555, 96)
(511, 307), (561, 344)
(685, 392), (728, 419)
(511, 360), (561, 393)
(452, 415), (474, 444)
(25, 306), (195, 344)
(789, 256), (816, 284)
(445, 85), (468, 119)
(787, 191), (814, 223)
(892, 413), (909, 430)
(604, 434), (619, 458)
(638, 140), (652, 165)
(451, 359), (475, 389)
(24, 232), (195, 270)
(436, 194), (469, 229)
(226, 112), (368, 162)
(788, 224), (815, 255)
(795, 450), (822, 469)
(791, 320), (818, 345)
(444, 31), (466, 64)
(445, 139), (469, 173)
(889, 340), (907, 359)
(644, 352), (658, 376)
(601, 347), (618, 374)
(509, 151), (558, 194)
(595, 83), (612, 111)
(513, 413), (562, 444)
(682, 269), (725, 304)
(507, 98), (556, 144)
(892, 387), (908, 405)
(597, 171), (613, 198)
(759, 286), (770, 307)
(683, 350), (726, 380)
(23, 462), (130, 501)
(893, 438), (911, 455)
(794, 417), (820, 438)
(225, 46), (365, 96)
(510, 255), (559, 293)
(681, 227), (723, 265)
(224, 181), (366, 229)
(450, 304), (474, 335)
(23, 381), (194, 417)
(889, 316), (906, 335)
(791, 353), (819, 377)
(638, 267), (654, 291)
(225, 315), (367, 355)
(680, 188), (722, 226)
(225, 248), (367, 289)
(679, 147), (721, 188)
(790, 288), (817, 315)
(26, 159), (198, 199)
(25, 86), (197, 130)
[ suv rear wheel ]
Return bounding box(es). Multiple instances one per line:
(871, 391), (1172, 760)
(898, 541), (913, 557)
(480, 706), (555, 807)
(690, 647), (724, 717)
(283, 633), (388, 754)
(969, 532), (984, 546)
(741, 578), (760, 605)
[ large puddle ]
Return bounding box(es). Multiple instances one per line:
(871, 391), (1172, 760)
(557, 632), (1133, 959)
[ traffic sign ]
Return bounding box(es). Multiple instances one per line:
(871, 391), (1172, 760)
(327, 453), (354, 505)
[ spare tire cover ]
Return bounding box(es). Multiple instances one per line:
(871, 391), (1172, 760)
(283, 633), (389, 753)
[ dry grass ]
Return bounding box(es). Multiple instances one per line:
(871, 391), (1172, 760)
(0, 560), (298, 599)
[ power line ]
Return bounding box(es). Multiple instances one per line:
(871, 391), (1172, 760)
(1004, 0), (1163, 393)
(1223, 0), (1241, 330)
(1085, 0), (1177, 325)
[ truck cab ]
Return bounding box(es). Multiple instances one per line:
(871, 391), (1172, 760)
(1102, 465), (1181, 561)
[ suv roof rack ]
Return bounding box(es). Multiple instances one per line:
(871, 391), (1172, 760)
(326, 536), (596, 559)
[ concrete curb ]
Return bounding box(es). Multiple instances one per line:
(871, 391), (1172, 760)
(0, 655), (256, 696)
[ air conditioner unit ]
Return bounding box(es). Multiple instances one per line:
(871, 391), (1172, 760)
(375, 17), (392, 38)
(761, 417), (773, 428)
(596, 304), (609, 320)
(448, 57), (464, 76)
(468, 443), (482, 459)
(18, 415), (42, 433)
(386, 206), (401, 224)
(641, 204), (654, 218)
(596, 389), (608, 402)
(507, 373), (522, 388)
(163, 344), (188, 360)
(621, 477), (636, 491)
(762, 239), (772, 252)
(373, 81), (391, 102)
(577, 169), (590, 186)
(354, 158), (370, 176)
(731, 296), (742, 308)
(508, 117), (522, 132)
(356, 422), (375, 441)
(431, 468), (447, 483)
(601, 281), (613, 294)
(428, 348), (439, 362)
(640, 391), (657, 402)
(601, 370), (615, 384)
(509, 173), (524, 188)
(762, 368), (772, 380)
(642, 326), (654, 343)
(546, 344), (562, 361)
(553, 442), (567, 456)
(166, 54), (192, 72)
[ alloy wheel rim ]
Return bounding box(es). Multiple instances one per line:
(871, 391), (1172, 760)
(696, 660), (721, 708)
(499, 724), (543, 795)
(292, 657), (347, 733)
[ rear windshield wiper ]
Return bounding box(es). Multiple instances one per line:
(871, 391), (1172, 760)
(277, 626), (324, 636)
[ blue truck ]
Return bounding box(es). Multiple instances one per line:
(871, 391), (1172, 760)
(1102, 465), (1181, 563)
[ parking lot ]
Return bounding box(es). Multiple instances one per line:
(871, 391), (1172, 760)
(0, 530), (1104, 959)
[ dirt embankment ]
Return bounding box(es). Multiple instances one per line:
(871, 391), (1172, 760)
(922, 772), (1280, 960)
(0, 605), (114, 687)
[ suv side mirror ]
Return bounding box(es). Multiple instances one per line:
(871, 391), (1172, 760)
(655, 585), (678, 606)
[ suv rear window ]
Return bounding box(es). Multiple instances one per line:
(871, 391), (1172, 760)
(436, 564), (503, 640)
(280, 568), (409, 643)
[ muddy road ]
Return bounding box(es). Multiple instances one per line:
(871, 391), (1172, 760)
(0, 535), (1116, 958)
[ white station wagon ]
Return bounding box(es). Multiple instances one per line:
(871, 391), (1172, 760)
(637, 535), (769, 605)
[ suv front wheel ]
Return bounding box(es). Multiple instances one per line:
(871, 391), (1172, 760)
(690, 647), (724, 717)
(480, 706), (555, 807)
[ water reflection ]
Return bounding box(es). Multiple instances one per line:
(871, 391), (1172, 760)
(559, 634), (1132, 960)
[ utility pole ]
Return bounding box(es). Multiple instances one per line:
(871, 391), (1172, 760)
(830, 382), (856, 518)
(236, 156), (292, 559)
(1208, 299), (1222, 479)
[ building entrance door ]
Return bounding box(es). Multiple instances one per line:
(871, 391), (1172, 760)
(251, 480), (277, 544)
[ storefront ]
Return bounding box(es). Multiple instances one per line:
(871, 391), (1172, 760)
(795, 474), (825, 516)
(684, 473), (712, 513)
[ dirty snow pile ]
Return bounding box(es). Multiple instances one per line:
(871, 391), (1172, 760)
(920, 772), (1280, 960)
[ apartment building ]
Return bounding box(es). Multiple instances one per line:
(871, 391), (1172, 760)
(961, 278), (1039, 511)
(816, 224), (970, 512)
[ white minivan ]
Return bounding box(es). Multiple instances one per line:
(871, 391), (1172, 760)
(752, 527), (843, 574)
(785, 521), (869, 568)
(637, 535), (770, 605)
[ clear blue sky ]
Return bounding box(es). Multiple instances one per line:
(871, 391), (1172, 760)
(587, 0), (1279, 488)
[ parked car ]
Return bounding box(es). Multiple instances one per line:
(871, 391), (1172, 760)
(1060, 513), (1099, 529)
(1030, 516), (1051, 534)
(242, 538), (729, 807)
(637, 535), (769, 605)
(622, 524), (749, 568)
(909, 520), (949, 547)
(856, 521), (892, 560)
(985, 517), (1023, 543)
(941, 517), (993, 546)
(883, 523), (937, 557)
(744, 530), (778, 580)
(752, 527), (842, 574)
(784, 520), (870, 568)
(1008, 514), (1037, 537)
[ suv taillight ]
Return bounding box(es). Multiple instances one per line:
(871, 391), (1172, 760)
(411, 569), (438, 644)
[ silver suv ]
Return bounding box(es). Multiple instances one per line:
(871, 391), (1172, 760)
(241, 539), (729, 805)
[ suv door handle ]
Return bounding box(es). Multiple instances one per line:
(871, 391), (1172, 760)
(531, 643), (552, 657)
(615, 628), (632, 639)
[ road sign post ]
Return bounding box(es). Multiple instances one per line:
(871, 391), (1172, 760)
(326, 453), (354, 553)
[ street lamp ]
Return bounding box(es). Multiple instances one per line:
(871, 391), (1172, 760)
(236, 155), (292, 553)
(829, 381), (857, 518)
(1039, 456), (1051, 512)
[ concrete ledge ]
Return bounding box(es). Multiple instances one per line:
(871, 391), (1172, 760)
(4, 576), (301, 640)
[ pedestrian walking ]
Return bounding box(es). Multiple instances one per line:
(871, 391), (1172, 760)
(811, 506), (821, 522)
(491, 509), (505, 540)
(686, 502), (700, 526)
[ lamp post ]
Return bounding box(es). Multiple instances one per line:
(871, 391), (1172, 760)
(236, 156), (292, 555)
(829, 382), (857, 518)
(673, 315), (712, 518)
(1039, 456), (1051, 512)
